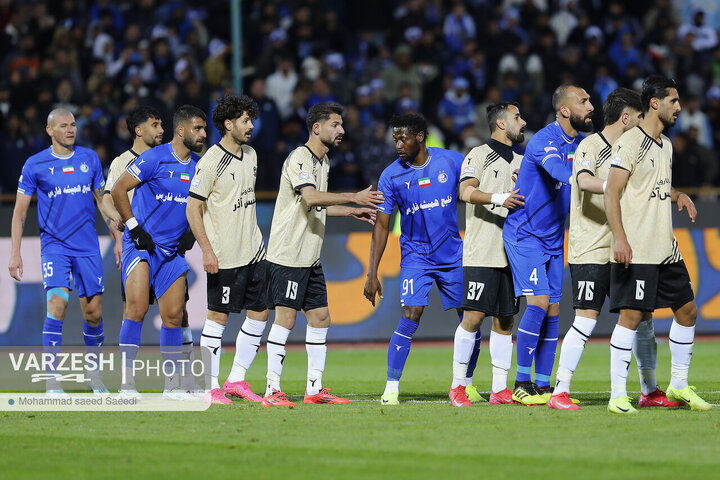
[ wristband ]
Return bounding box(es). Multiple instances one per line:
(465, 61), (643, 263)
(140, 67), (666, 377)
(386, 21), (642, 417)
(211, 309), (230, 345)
(602, 180), (608, 192)
(126, 217), (139, 230)
(490, 192), (512, 207)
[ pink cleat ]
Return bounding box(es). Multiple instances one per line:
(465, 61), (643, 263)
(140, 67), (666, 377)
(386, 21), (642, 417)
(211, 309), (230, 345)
(547, 392), (580, 410)
(223, 379), (262, 402)
(489, 388), (514, 404)
(449, 385), (472, 407)
(638, 388), (684, 407)
(204, 388), (232, 405)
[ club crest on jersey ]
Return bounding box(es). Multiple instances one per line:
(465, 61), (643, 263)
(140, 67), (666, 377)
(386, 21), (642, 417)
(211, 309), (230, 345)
(62, 165), (74, 174)
(418, 177), (431, 188)
(80, 162), (89, 173)
(437, 170), (448, 184)
(180, 173), (190, 183)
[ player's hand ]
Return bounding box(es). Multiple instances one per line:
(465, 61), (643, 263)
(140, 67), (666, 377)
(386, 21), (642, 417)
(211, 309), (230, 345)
(512, 168), (520, 183)
(129, 225), (155, 251)
(614, 238), (632, 268)
(177, 230), (196, 254)
(113, 239), (122, 270)
(202, 248), (219, 274)
(363, 275), (383, 306)
(354, 185), (384, 207)
(503, 189), (524, 209)
(8, 254), (23, 281)
(350, 207), (377, 225)
(677, 193), (696, 223)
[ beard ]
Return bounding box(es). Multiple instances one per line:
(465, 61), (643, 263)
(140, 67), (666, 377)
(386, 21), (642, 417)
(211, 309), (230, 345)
(659, 111), (677, 129)
(508, 129), (525, 145)
(183, 135), (204, 153)
(321, 134), (342, 149)
(569, 111), (594, 132)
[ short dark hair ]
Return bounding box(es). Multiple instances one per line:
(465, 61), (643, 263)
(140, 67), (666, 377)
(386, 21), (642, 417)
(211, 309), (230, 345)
(212, 95), (259, 136)
(551, 83), (582, 111)
(389, 113), (428, 138)
(603, 88), (643, 125)
(306, 102), (344, 132)
(486, 102), (519, 133)
(173, 104), (207, 131)
(641, 75), (677, 113)
(127, 106), (161, 139)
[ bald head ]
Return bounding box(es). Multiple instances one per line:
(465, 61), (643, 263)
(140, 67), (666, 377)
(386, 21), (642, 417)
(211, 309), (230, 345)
(46, 108), (76, 151)
(47, 108), (74, 128)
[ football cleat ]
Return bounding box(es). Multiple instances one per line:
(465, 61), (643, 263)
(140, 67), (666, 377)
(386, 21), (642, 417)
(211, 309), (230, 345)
(638, 388), (683, 407)
(380, 391), (399, 406)
(87, 371), (109, 395)
(547, 392), (580, 410)
(203, 388), (232, 405)
(261, 389), (296, 407)
(162, 389), (198, 401)
(464, 384), (486, 403)
(608, 396), (638, 414)
(489, 388), (513, 404)
(223, 379), (262, 402)
(304, 388), (350, 404)
(512, 382), (545, 405)
(117, 388), (142, 401)
(538, 385), (579, 404)
(449, 385), (472, 407)
(666, 384), (711, 411)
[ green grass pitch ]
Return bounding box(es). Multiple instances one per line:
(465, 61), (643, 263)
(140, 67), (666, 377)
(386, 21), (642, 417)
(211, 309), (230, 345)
(1, 340), (719, 479)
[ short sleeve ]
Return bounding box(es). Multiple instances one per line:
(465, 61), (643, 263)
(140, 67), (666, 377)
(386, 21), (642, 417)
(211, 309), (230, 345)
(611, 138), (636, 173)
(573, 141), (597, 179)
(287, 153), (316, 192)
(189, 159), (215, 201)
(127, 151), (157, 183)
(460, 149), (484, 183)
(91, 151), (105, 190)
(105, 157), (122, 193)
(376, 169), (396, 215)
(16, 160), (36, 196)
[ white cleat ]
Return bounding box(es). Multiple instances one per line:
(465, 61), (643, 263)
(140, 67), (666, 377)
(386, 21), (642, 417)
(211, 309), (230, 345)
(162, 389), (198, 401)
(117, 388), (143, 401)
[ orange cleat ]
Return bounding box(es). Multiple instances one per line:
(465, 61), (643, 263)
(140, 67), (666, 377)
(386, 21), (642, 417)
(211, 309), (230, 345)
(303, 388), (350, 404)
(638, 388), (684, 407)
(547, 392), (581, 410)
(489, 388), (513, 404)
(261, 389), (296, 407)
(449, 385), (472, 407)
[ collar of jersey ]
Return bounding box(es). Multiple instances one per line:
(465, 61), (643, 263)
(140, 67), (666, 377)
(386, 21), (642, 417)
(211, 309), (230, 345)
(217, 143), (244, 161)
(171, 148), (191, 165)
(405, 155), (431, 169)
(49, 147), (75, 160)
(553, 121), (576, 144)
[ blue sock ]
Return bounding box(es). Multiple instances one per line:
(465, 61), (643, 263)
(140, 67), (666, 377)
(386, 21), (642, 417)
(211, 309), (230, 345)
(119, 319), (143, 363)
(387, 317), (420, 381)
(466, 329), (482, 380)
(160, 325), (183, 377)
(83, 320), (104, 347)
(515, 305), (546, 383)
(534, 314), (559, 388)
(42, 317), (63, 372)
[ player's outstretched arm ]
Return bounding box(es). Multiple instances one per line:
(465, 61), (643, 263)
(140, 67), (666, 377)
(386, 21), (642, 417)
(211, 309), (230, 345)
(604, 167), (632, 267)
(576, 172), (606, 194)
(186, 196), (218, 273)
(300, 184), (384, 208)
(8, 192), (31, 281)
(111, 171), (154, 251)
(671, 187), (696, 222)
(539, 153), (573, 184)
(363, 210), (391, 306)
(326, 206), (377, 225)
(459, 178), (524, 209)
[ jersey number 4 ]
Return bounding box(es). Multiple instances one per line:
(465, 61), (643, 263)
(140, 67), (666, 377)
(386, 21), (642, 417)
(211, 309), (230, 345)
(467, 281), (485, 301)
(577, 281), (594, 301)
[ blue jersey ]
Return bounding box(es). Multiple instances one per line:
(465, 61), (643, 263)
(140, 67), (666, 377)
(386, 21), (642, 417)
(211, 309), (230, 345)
(377, 147), (464, 268)
(504, 121), (585, 254)
(17, 146), (105, 256)
(123, 143), (199, 251)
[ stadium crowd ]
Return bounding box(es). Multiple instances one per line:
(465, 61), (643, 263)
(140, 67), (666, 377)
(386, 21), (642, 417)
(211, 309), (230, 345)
(1, 0), (719, 193)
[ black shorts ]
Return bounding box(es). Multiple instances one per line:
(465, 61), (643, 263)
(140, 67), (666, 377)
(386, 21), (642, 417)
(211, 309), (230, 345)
(207, 260), (268, 313)
(120, 279), (156, 304)
(461, 266), (519, 317)
(267, 262), (328, 311)
(609, 261), (694, 313)
(569, 263), (611, 311)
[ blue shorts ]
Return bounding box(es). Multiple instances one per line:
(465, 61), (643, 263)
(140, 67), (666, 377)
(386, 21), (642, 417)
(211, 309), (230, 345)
(121, 239), (189, 299)
(41, 253), (104, 298)
(400, 266), (462, 310)
(504, 242), (564, 303)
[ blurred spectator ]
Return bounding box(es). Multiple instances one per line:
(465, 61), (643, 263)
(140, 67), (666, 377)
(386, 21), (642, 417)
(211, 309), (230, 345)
(248, 77), (281, 190)
(678, 8), (718, 52)
(676, 94), (714, 149)
(672, 130), (717, 188)
(443, 3), (476, 53)
(360, 121), (396, 187)
(266, 53), (298, 120)
(382, 44), (422, 103)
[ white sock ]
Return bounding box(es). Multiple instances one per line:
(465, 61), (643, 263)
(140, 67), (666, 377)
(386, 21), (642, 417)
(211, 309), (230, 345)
(199, 320), (225, 390)
(669, 319), (694, 390)
(227, 317), (266, 383)
(452, 325), (476, 389)
(489, 330), (513, 393)
(633, 319), (658, 394)
(555, 315), (596, 394)
(266, 324), (291, 396)
(384, 380), (399, 395)
(306, 326), (328, 395)
(610, 324), (636, 399)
